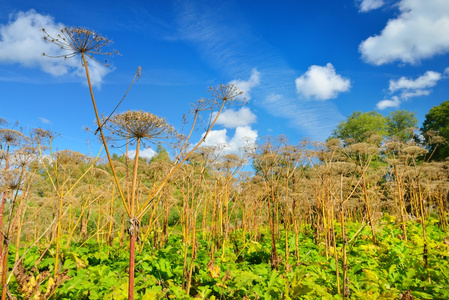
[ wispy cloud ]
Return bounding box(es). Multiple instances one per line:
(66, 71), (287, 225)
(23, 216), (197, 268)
(0, 10), (111, 87)
(444, 67), (449, 77)
(174, 0), (343, 140)
(39, 117), (51, 124)
(358, 0), (385, 12)
(359, 0), (449, 65)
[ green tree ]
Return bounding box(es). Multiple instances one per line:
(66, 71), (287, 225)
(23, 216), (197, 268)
(421, 101), (449, 161)
(331, 110), (418, 144)
(331, 111), (387, 143)
(150, 145), (171, 163)
(387, 110), (418, 142)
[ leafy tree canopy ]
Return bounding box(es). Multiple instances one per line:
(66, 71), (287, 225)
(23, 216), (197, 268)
(387, 110), (418, 142)
(331, 110), (417, 144)
(421, 101), (449, 161)
(331, 111), (387, 143)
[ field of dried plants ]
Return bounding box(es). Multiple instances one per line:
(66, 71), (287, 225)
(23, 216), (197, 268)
(1, 27), (448, 300)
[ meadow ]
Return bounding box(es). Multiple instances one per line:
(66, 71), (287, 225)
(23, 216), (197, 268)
(1, 27), (448, 300)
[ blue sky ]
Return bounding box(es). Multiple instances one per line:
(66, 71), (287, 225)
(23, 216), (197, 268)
(1, 0), (448, 158)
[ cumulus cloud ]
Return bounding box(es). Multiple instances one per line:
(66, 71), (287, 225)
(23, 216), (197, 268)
(0, 10), (110, 86)
(228, 68), (260, 100)
(376, 96), (400, 110)
(359, 0), (385, 12)
(295, 63), (351, 100)
(359, 0), (449, 65)
(389, 71), (441, 92)
(213, 107), (256, 128)
(201, 126), (257, 155)
(127, 148), (157, 160)
(377, 70), (443, 109)
(202, 129), (228, 147)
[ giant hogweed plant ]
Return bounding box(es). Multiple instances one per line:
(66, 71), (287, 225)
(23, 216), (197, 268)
(0, 123), (66, 300)
(43, 26), (243, 299)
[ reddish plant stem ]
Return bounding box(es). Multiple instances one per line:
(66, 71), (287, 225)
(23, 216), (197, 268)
(128, 231), (136, 300)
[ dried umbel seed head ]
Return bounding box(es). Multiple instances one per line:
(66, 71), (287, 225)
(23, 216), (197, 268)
(1, 169), (22, 191)
(423, 129), (447, 145)
(208, 84), (245, 105)
(384, 141), (404, 153)
(90, 167), (110, 179)
(0, 129), (26, 145)
(11, 148), (36, 168)
(190, 98), (213, 114)
(349, 142), (379, 156)
(401, 145), (428, 157)
(218, 153), (243, 170)
(54, 150), (89, 165)
(329, 161), (354, 175)
(31, 128), (54, 141)
(325, 138), (341, 150)
(42, 27), (119, 65)
(105, 110), (176, 145)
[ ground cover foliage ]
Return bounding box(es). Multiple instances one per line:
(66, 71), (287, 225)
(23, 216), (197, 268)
(1, 27), (449, 299)
(5, 217), (449, 299)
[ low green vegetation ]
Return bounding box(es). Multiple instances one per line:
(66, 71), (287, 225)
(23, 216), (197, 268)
(8, 216), (449, 299)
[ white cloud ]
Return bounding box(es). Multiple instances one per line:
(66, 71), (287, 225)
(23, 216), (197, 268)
(359, 0), (385, 12)
(295, 63), (351, 100)
(389, 71), (441, 92)
(202, 129), (228, 147)
(175, 2), (345, 141)
(376, 96), (400, 110)
(213, 107), (256, 128)
(265, 93), (283, 103)
(359, 0), (449, 65)
(229, 68), (260, 100)
(377, 70), (442, 109)
(444, 67), (449, 77)
(127, 147), (157, 160)
(400, 89), (431, 99)
(39, 117), (51, 124)
(229, 126), (258, 152)
(0, 10), (110, 86)
(201, 126), (257, 154)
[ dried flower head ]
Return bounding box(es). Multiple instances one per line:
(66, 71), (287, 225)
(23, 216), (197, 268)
(54, 150), (90, 165)
(401, 145), (428, 157)
(42, 27), (118, 66)
(208, 84), (245, 105)
(349, 142), (378, 156)
(105, 110), (176, 146)
(0, 129), (26, 146)
(424, 130), (447, 145)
